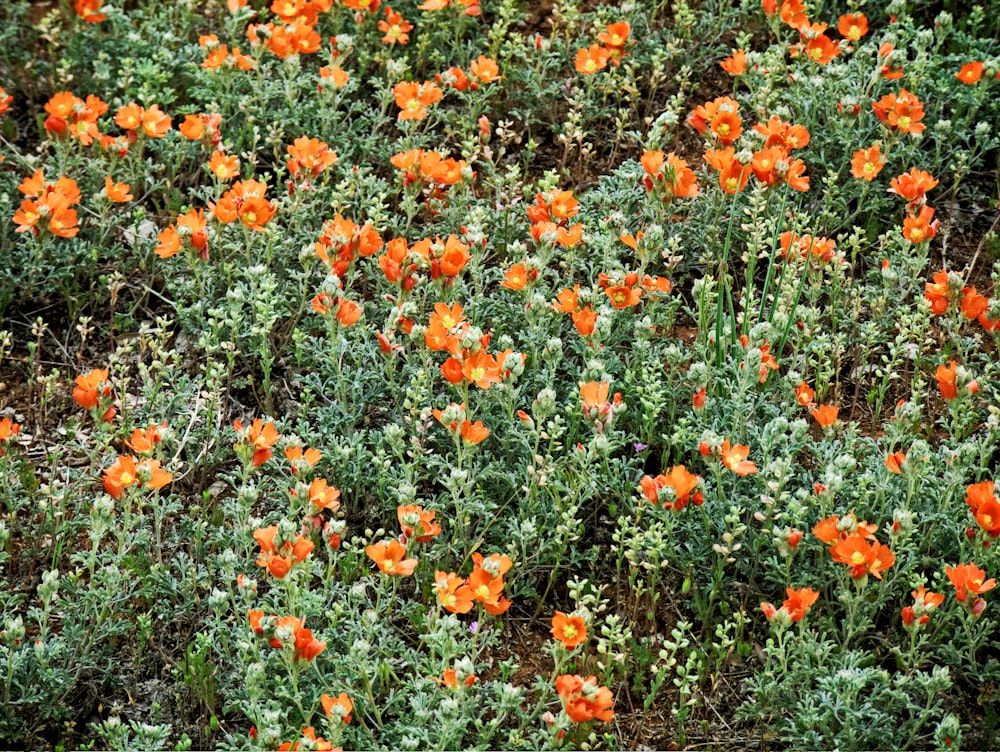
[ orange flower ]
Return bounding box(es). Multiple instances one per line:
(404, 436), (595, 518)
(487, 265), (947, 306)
(867, 540), (895, 579)
(837, 13), (868, 41)
(379, 7), (414, 45)
(460, 419), (490, 445)
(0, 418), (21, 458)
(902, 206), (938, 244)
(115, 103), (145, 132)
(961, 287), (988, 320)
(500, 263), (530, 290)
(462, 351), (501, 389)
(974, 497), (1000, 537)
(831, 533), (895, 580)
(580, 381), (610, 417)
(902, 585), (945, 627)
(705, 147), (750, 193)
(805, 34), (839, 65)
(208, 152), (240, 181)
(811, 404), (839, 428)
(878, 42), (904, 79)
(254, 525), (314, 579)
(234, 418), (281, 466)
(640, 275), (671, 294)
(966, 480), (997, 515)
(549, 190), (579, 219)
(935, 360), (958, 400)
(103, 176), (133, 203)
(710, 110), (742, 145)
(434, 571), (474, 613)
(574, 44), (610, 75)
(467, 565), (506, 609)
(285, 445), (322, 472)
(306, 478), (341, 513)
(639, 465), (702, 510)
(292, 624), (326, 662)
(103, 455), (173, 499)
(830, 532), (873, 577)
(811, 515), (841, 545)
(73, 368), (114, 419)
(597, 21), (631, 65)
(775, 587), (819, 622)
(720, 49), (747, 75)
(397, 504), (442, 542)
(126, 423), (165, 455)
(336, 299), (363, 327)
(438, 235), (471, 276)
(212, 179), (274, 228)
(850, 144), (884, 181)
(393, 81), (443, 121)
(140, 105), (172, 138)
(0, 87), (11, 117)
(238, 196), (275, 232)
(642, 151), (699, 200)
(604, 284), (642, 309)
(885, 451), (906, 474)
(74, 0), (106, 22)
(720, 439), (757, 476)
(573, 307), (597, 336)
(889, 168), (938, 205)
(366, 539), (418, 576)
(551, 611), (587, 649)
(319, 64), (350, 89)
(286, 136), (337, 178)
(923, 270), (951, 314)
(946, 563), (996, 603)
(320, 692), (353, 724)
(469, 55), (501, 85)
(794, 381), (815, 408)
(752, 117), (810, 150)
(956, 62), (984, 85)
(555, 675), (614, 723)
(872, 89), (926, 135)
(552, 285), (581, 313)
(434, 667), (477, 690)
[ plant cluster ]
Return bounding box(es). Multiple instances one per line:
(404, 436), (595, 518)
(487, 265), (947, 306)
(1, 0), (999, 749)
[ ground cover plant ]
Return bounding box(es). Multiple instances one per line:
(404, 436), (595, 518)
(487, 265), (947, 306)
(1, 0), (999, 749)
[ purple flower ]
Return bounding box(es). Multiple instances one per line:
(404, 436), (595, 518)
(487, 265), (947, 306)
(633, 442), (648, 452)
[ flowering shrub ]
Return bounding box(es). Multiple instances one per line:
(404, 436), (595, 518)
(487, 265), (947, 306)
(0, 0), (999, 749)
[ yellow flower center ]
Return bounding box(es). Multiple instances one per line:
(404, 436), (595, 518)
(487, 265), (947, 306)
(563, 624), (578, 639)
(850, 552), (866, 565)
(717, 123), (730, 135)
(121, 471), (135, 486)
(864, 162), (875, 174)
(585, 60), (597, 72)
(243, 210), (257, 225)
(470, 367), (485, 382)
(897, 116), (911, 129)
